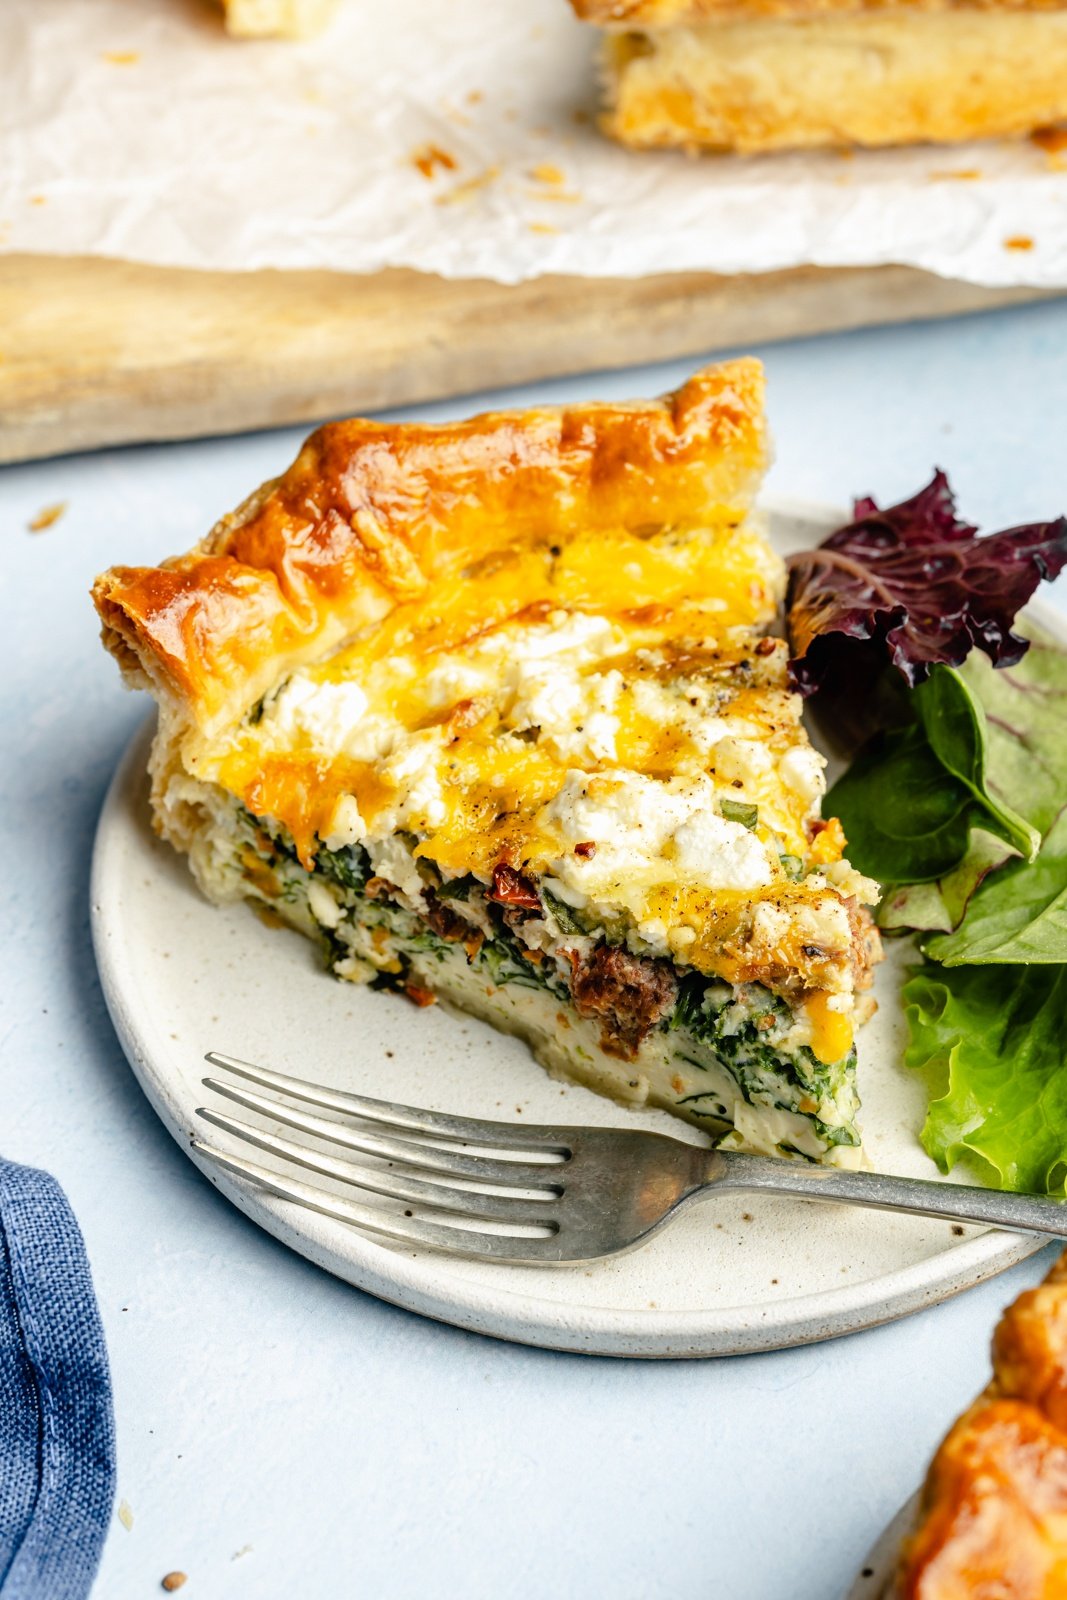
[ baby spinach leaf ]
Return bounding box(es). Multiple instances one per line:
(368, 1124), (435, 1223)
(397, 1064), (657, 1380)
(879, 831), (1012, 935)
(873, 623), (1067, 936)
(961, 624), (1067, 839)
(824, 666), (1037, 883)
(925, 810), (1067, 964)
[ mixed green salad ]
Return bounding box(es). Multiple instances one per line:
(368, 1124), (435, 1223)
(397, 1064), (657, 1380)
(786, 473), (1067, 1195)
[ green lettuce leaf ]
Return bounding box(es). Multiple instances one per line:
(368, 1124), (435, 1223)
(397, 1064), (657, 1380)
(924, 810), (1067, 964)
(824, 665), (1037, 883)
(903, 961), (1067, 1195)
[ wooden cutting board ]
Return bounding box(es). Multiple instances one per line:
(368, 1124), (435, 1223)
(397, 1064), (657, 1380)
(0, 253), (1053, 463)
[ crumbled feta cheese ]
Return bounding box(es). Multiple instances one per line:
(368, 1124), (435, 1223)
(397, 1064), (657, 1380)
(778, 745), (826, 810)
(824, 859), (881, 905)
(712, 736), (774, 785)
(307, 878), (343, 928)
(509, 666), (622, 763)
(267, 675), (369, 750)
(542, 769), (775, 897)
(372, 733), (447, 833)
(323, 794), (366, 849)
(422, 658), (490, 709)
(365, 835), (425, 902)
(502, 611), (619, 666)
(672, 809), (773, 888)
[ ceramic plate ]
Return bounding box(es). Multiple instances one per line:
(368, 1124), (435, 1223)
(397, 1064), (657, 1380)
(90, 498), (1052, 1357)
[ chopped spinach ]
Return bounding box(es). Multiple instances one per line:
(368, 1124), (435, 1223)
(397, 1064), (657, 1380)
(480, 937), (553, 992)
(721, 799), (759, 830)
(435, 876), (475, 902)
(315, 842), (371, 893)
(669, 972), (715, 1032)
(666, 969), (860, 1144)
(541, 891), (585, 936)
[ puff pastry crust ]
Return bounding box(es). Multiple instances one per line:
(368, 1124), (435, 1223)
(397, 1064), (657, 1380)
(897, 1253), (1067, 1598)
(573, 0), (1067, 19)
(595, 11), (1067, 151)
(92, 360), (768, 742)
(219, 0), (337, 37)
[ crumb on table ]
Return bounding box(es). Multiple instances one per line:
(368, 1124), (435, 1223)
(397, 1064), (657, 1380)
(27, 502), (67, 532)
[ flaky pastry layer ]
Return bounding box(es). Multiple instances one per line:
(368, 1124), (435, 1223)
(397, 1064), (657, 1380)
(897, 1252), (1067, 1597)
(598, 11), (1067, 152)
(92, 360), (768, 743)
(219, 0), (337, 37)
(573, 0), (1067, 20)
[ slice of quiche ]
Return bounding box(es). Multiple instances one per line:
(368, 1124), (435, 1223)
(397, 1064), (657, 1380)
(93, 360), (881, 1165)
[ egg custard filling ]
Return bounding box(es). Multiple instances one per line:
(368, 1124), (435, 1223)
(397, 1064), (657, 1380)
(93, 360), (881, 1166)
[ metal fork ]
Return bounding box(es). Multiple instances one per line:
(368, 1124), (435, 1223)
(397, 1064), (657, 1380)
(193, 1052), (1067, 1264)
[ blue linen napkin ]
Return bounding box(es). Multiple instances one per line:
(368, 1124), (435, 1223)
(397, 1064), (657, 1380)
(0, 1159), (115, 1600)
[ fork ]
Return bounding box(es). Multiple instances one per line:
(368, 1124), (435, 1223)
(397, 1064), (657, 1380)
(192, 1051), (1067, 1264)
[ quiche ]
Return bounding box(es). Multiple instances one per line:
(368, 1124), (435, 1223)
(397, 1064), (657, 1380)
(92, 360), (881, 1166)
(570, 1), (1067, 153)
(896, 1251), (1067, 1597)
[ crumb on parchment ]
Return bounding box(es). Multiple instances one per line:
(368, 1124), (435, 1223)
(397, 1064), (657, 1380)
(411, 144), (457, 180)
(117, 1500), (134, 1531)
(161, 1576), (187, 1593)
(435, 165), (501, 206)
(1004, 235), (1035, 251)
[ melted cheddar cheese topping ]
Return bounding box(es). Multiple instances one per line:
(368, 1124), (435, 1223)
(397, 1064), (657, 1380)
(192, 514), (875, 987)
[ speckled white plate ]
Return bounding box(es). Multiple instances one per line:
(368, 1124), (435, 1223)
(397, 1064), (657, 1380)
(90, 499), (1053, 1357)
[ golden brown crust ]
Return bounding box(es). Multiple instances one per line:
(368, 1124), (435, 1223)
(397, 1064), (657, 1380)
(220, 0), (337, 37)
(897, 1253), (1067, 1598)
(92, 360), (768, 737)
(573, 0), (1067, 20)
(598, 12), (1067, 153)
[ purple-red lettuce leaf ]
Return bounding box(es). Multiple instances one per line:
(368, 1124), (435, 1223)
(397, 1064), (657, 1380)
(787, 471), (1067, 696)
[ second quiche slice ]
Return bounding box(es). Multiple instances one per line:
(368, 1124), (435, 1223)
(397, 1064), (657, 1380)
(93, 361), (881, 1166)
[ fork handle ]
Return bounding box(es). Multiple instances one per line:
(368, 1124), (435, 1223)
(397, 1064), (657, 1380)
(705, 1151), (1067, 1237)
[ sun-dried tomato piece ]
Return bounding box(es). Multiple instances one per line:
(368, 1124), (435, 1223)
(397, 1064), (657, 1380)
(489, 863), (541, 910)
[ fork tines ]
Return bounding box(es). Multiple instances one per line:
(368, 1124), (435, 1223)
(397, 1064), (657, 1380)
(194, 1052), (573, 1262)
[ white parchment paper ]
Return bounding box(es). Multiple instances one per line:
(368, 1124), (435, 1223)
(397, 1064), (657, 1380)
(5, 0), (1067, 287)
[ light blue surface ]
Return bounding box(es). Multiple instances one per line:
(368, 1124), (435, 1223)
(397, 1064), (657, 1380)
(4, 301), (1067, 1600)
